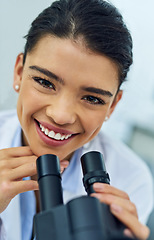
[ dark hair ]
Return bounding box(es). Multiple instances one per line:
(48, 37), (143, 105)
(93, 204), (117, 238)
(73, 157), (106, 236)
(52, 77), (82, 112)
(23, 0), (133, 87)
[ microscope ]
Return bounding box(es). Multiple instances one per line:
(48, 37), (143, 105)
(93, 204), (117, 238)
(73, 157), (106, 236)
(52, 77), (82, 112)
(33, 151), (135, 240)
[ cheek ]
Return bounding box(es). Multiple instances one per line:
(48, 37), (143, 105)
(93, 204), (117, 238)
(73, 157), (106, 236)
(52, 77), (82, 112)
(82, 111), (105, 136)
(16, 85), (44, 121)
(81, 101), (114, 141)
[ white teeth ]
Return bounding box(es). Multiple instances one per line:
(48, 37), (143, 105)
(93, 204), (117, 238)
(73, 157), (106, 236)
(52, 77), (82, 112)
(48, 130), (55, 138)
(55, 133), (61, 140)
(45, 129), (49, 135)
(39, 124), (72, 141)
(66, 134), (72, 139)
(61, 135), (65, 140)
(40, 125), (45, 132)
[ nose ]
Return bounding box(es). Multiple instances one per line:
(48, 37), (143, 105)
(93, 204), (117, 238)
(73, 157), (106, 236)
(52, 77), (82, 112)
(46, 95), (77, 126)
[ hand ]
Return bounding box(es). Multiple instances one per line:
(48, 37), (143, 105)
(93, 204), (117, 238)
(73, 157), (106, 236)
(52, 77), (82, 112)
(0, 147), (69, 214)
(91, 183), (150, 240)
(0, 147), (38, 213)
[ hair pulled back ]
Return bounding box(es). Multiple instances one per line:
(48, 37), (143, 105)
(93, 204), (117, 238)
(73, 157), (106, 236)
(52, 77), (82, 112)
(23, 0), (133, 87)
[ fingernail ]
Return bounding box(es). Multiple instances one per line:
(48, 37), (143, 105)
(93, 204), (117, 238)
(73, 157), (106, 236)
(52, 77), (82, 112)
(110, 204), (122, 213)
(61, 161), (69, 166)
(124, 229), (135, 239)
(93, 182), (104, 190)
(60, 168), (65, 174)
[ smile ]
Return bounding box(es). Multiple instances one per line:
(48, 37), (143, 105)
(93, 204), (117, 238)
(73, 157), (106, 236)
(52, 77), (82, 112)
(39, 123), (72, 141)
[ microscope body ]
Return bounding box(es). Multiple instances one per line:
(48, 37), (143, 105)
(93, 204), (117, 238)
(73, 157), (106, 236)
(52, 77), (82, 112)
(33, 152), (134, 240)
(34, 196), (106, 240)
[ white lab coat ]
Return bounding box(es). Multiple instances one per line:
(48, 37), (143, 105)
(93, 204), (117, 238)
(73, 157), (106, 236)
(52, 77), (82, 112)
(0, 109), (153, 240)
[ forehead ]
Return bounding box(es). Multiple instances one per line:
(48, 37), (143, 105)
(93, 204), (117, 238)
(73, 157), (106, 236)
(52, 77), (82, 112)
(25, 35), (119, 90)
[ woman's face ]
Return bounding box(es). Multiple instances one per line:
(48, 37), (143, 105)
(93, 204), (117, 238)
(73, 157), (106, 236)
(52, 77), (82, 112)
(14, 35), (122, 161)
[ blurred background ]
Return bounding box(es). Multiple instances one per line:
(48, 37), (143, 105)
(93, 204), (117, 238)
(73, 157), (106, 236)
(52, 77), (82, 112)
(0, 0), (154, 238)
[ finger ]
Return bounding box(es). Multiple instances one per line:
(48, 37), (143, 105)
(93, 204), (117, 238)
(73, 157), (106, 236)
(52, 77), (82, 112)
(0, 146), (34, 158)
(124, 229), (135, 239)
(91, 192), (138, 218)
(0, 178), (39, 201)
(9, 161), (37, 180)
(10, 180), (39, 197)
(110, 204), (150, 240)
(93, 183), (129, 200)
(8, 156), (37, 169)
(60, 160), (69, 173)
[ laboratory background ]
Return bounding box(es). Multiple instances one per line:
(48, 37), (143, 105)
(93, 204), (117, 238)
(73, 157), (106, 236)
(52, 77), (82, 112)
(0, 0), (154, 239)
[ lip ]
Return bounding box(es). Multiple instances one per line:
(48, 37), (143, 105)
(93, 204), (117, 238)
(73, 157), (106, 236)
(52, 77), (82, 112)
(34, 119), (76, 147)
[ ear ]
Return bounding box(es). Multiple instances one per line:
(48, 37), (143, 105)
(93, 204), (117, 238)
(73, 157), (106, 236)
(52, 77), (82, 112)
(13, 53), (24, 92)
(107, 90), (123, 119)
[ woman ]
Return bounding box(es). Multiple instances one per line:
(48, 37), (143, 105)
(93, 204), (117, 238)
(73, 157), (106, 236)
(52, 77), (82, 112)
(0, 0), (153, 239)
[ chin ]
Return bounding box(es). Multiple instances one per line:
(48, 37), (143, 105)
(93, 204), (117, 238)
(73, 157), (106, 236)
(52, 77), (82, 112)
(30, 145), (64, 161)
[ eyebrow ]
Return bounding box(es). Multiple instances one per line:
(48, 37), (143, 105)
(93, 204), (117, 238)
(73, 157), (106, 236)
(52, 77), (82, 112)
(82, 87), (113, 97)
(29, 65), (64, 85)
(29, 65), (113, 97)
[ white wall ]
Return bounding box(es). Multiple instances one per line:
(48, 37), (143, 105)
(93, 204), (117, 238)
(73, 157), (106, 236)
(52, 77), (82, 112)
(0, 0), (154, 142)
(0, 0), (54, 109)
(103, 0), (154, 142)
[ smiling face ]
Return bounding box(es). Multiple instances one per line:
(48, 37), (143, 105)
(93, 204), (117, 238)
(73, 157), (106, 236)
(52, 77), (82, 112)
(13, 35), (122, 161)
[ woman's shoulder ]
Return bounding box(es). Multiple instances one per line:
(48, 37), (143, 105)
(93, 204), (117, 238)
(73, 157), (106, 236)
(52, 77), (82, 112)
(88, 131), (153, 187)
(94, 131), (148, 170)
(0, 109), (19, 137)
(0, 109), (17, 120)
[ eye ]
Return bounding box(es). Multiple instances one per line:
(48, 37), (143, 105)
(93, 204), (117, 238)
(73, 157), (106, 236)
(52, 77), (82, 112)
(82, 95), (105, 105)
(32, 77), (55, 90)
